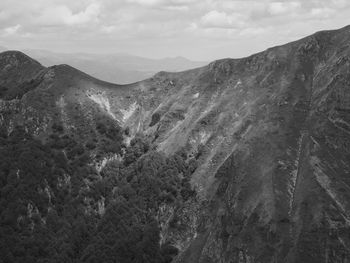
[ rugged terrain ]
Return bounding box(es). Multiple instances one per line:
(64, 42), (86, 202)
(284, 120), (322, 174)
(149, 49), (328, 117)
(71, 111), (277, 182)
(1, 25), (350, 262)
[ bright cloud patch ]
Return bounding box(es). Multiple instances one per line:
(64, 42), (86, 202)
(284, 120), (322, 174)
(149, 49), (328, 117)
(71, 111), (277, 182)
(4, 24), (21, 35)
(65, 3), (100, 25)
(37, 3), (101, 26)
(268, 1), (301, 15)
(127, 0), (162, 6)
(310, 7), (335, 19)
(200, 10), (246, 28)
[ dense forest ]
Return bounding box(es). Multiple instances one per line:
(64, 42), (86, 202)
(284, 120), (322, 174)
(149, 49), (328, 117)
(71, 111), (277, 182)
(0, 122), (196, 263)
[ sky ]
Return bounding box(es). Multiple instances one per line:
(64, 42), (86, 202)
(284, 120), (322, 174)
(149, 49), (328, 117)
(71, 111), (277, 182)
(0, 0), (350, 61)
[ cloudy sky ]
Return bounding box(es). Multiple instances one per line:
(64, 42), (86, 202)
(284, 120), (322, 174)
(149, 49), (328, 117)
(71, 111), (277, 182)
(0, 0), (350, 60)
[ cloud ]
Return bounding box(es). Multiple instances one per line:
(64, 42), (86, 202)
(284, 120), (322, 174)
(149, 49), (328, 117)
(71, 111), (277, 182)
(268, 2), (301, 15)
(2, 24), (32, 38)
(126, 0), (195, 5)
(310, 7), (335, 19)
(200, 10), (246, 28)
(211, 0), (266, 15)
(4, 24), (21, 35)
(330, 0), (349, 8)
(125, 0), (195, 11)
(65, 3), (101, 25)
(36, 2), (101, 26)
(162, 5), (189, 11)
(0, 10), (11, 21)
(126, 0), (161, 6)
(239, 27), (267, 37)
(0, 0), (350, 60)
(101, 25), (115, 33)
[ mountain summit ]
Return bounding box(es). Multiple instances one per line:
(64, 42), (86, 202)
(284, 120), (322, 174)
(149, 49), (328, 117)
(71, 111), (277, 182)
(1, 25), (350, 262)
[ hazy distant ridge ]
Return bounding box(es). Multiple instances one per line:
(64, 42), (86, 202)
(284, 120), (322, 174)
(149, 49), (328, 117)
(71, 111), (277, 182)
(23, 49), (207, 84)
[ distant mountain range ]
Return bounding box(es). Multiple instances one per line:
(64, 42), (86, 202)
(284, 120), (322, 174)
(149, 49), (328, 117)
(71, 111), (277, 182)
(18, 49), (207, 84)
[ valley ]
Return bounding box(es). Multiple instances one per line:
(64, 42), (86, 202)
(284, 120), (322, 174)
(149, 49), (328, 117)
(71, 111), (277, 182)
(1, 25), (350, 263)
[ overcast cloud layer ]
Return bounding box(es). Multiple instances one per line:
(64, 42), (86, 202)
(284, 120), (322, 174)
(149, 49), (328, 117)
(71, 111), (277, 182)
(0, 0), (349, 60)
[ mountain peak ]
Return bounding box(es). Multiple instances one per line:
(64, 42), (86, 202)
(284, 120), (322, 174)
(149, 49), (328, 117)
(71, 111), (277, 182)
(0, 50), (42, 67)
(0, 50), (45, 100)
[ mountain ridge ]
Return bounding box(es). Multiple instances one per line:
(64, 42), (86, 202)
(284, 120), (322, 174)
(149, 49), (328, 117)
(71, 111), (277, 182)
(1, 25), (350, 262)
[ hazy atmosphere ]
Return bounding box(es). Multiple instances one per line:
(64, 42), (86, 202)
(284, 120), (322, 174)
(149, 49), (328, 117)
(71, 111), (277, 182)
(1, 0), (350, 60)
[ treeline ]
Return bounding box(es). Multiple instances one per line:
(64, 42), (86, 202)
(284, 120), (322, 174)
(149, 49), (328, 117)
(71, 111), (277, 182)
(0, 124), (196, 263)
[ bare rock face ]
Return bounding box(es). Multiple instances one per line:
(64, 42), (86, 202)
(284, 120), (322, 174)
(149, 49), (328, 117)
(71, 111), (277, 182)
(1, 25), (350, 262)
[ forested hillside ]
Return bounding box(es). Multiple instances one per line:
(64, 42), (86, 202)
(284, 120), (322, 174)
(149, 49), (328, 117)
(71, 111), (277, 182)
(0, 124), (196, 262)
(2, 25), (350, 263)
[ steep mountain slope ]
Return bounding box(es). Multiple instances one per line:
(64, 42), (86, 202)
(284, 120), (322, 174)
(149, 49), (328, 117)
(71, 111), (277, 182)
(0, 51), (45, 100)
(124, 25), (350, 263)
(1, 25), (350, 262)
(0, 52), (135, 141)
